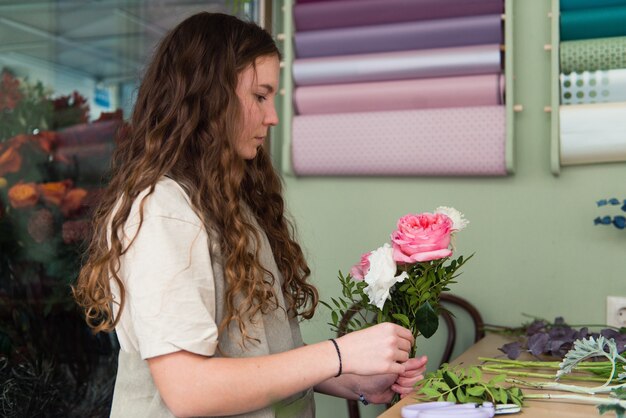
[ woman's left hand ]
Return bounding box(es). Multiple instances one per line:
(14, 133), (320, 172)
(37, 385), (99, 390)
(392, 355), (428, 399)
(357, 355), (428, 404)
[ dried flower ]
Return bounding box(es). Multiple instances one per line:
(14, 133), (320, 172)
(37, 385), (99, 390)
(62, 219), (90, 244)
(27, 208), (55, 243)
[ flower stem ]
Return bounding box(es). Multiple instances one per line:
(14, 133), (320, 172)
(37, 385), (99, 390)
(507, 378), (626, 394)
(524, 392), (626, 408)
(481, 367), (610, 383)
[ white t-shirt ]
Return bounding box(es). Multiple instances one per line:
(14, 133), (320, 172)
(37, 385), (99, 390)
(111, 177), (219, 359)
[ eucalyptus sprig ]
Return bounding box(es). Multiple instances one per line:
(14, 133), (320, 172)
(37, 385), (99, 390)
(415, 363), (524, 407)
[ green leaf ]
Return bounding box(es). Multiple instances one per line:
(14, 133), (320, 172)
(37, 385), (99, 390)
(443, 371), (460, 387)
(598, 405), (626, 418)
(331, 311), (338, 325)
(467, 386), (486, 396)
(415, 301), (439, 338)
(392, 313), (411, 328)
(419, 388), (442, 398)
(456, 388), (467, 403)
(446, 392), (456, 403)
(499, 388), (508, 404)
(432, 381), (450, 391)
(489, 374), (506, 384)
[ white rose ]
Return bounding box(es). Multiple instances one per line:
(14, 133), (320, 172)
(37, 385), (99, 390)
(434, 206), (469, 231)
(364, 243), (408, 310)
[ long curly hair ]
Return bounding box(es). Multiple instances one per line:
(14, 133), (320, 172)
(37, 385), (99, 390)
(73, 12), (318, 344)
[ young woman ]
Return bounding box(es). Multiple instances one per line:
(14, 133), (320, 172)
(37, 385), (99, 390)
(74, 12), (427, 417)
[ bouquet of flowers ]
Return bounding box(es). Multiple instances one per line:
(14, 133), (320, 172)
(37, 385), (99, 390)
(0, 68), (119, 416)
(323, 207), (471, 357)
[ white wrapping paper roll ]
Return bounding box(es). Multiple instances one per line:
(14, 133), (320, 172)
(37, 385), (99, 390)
(560, 102), (626, 165)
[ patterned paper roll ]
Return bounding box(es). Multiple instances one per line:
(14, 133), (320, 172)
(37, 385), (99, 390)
(560, 102), (626, 165)
(560, 0), (626, 11)
(292, 106), (506, 176)
(560, 6), (626, 41)
(560, 36), (626, 73)
(294, 0), (504, 31)
(293, 44), (501, 86)
(295, 14), (502, 58)
(561, 69), (626, 105)
(294, 74), (504, 115)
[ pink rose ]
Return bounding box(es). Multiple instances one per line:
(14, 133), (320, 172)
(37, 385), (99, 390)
(349, 251), (371, 280)
(391, 213), (453, 263)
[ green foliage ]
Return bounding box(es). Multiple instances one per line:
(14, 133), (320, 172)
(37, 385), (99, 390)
(0, 71), (53, 143)
(322, 255), (471, 353)
(557, 336), (626, 383)
(416, 363), (524, 407)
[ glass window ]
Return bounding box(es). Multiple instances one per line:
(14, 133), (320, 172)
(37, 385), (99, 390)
(0, 1), (261, 415)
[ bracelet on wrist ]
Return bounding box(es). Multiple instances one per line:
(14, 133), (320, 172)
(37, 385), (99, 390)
(328, 338), (342, 377)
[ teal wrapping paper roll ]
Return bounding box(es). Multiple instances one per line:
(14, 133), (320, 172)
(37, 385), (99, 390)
(560, 6), (626, 41)
(560, 0), (626, 11)
(561, 69), (626, 105)
(560, 36), (626, 73)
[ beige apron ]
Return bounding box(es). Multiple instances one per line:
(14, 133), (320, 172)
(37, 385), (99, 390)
(109, 206), (315, 418)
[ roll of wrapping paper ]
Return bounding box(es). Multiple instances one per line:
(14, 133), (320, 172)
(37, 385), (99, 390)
(560, 6), (626, 41)
(560, 102), (626, 165)
(291, 106), (506, 176)
(294, 0), (504, 31)
(294, 73), (504, 115)
(295, 14), (502, 58)
(561, 69), (626, 105)
(560, 36), (626, 73)
(293, 44), (502, 86)
(560, 0), (626, 11)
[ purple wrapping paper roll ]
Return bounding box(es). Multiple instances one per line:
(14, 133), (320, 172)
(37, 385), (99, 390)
(294, 0), (504, 31)
(294, 74), (504, 115)
(293, 44), (502, 86)
(292, 106), (507, 176)
(295, 14), (503, 58)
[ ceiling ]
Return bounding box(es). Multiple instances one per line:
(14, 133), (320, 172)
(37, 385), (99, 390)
(0, 0), (259, 85)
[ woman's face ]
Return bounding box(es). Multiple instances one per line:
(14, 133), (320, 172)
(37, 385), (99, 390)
(234, 54), (280, 160)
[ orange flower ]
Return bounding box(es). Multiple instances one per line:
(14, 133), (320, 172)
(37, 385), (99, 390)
(0, 146), (22, 176)
(38, 180), (72, 206)
(61, 187), (88, 216)
(8, 182), (39, 208)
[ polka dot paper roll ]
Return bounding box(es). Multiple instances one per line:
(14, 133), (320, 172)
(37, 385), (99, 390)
(561, 69), (626, 105)
(291, 106), (506, 176)
(560, 36), (626, 74)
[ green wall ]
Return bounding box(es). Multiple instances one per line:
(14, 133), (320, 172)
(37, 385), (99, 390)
(275, 1), (626, 416)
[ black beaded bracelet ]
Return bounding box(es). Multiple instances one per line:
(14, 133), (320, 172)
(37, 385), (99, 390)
(358, 393), (369, 405)
(328, 338), (342, 377)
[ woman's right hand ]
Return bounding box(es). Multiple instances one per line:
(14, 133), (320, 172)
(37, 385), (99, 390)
(335, 322), (414, 376)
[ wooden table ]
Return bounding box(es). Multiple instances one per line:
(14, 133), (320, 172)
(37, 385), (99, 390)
(379, 334), (603, 418)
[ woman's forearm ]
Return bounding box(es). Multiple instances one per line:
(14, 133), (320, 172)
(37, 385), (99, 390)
(148, 322), (413, 417)
(148, 340), (339, 417)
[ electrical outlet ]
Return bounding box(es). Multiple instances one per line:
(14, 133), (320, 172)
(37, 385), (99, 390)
(607, 296), (626, 328)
